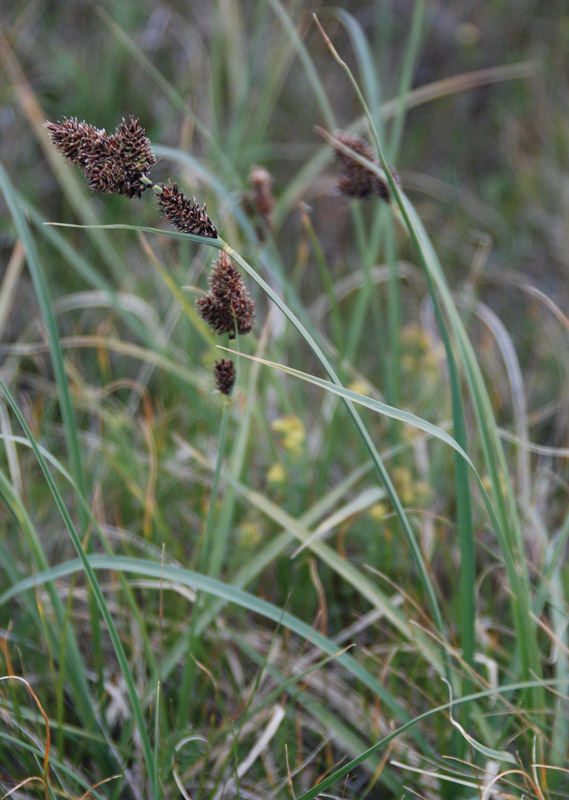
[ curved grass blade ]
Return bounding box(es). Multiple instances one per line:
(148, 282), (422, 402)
(313, 19), (543, 714)
(294, 677), (567, 800)
(267, 0), (336, 129)
(222, 240), (451, 676)
(0, 378), (157, 793)
(0, 553), (430, 750)
(217, 347), (475, 467)
(0, 160), (110, 733)
(46, 218), (452, 686)
(335, 10), (383, 135)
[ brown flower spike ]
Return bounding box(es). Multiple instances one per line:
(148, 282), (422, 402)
(333, 132), (398, 202)
(45, 117), (104, 165)
(213, 359), (236, 395)
(46, 116), (157, 198)
(157, 181), (218, 239)
(249, 165), (275, 223)
(196, 251), (255, 339)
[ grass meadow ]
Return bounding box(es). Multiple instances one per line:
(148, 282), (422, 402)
(1, 1), (569, 798)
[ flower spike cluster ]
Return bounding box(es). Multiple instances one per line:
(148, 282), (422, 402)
(157, 182), (218, 238)
(213, 359), (236, 395)
(333, 131), (399, 202)
(46, 116), (156, 198)
(46, 113), (252, 396)
(249, 165), (275, 223)
(196, 251), (255, 339)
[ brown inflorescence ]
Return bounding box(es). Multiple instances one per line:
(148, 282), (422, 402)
(196, 251), (255, 339)
(333, 131), (398, 202)
(213, 359), (236, 395)
(45, 117), (104, 165)
(249, 165), (275, 222)
(46, 116), (157, 198)
(157, 181), (218, 239)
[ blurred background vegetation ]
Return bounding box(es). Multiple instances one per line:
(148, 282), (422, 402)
(1, 1), (569, 798)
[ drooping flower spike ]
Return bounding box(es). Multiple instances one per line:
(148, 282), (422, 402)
(333, 131), (399, 202)
(196, 251), (255, 339)
(156, 181), (218, 239)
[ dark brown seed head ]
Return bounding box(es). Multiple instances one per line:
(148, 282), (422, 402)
(213, 359), (236, 395)
(333, 131), (391, 202)
(46, 116), (156, 198)
(157, 182), (218, 238)
(114, 117), (156, 172)
(46, 117), (107, 165)
(108, 116), (157, 198)
(248, 165), (275, 222)
(196, 251), (255, 338)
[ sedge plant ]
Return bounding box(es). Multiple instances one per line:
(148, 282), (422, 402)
(0, 5), (565, 800)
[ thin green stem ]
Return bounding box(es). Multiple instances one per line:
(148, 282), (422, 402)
(0, 163), (107, 718)
(313, 16), (542, 711)
(0, 377), (157, 794)
(222, 239), (451, 681)
(177, 375), (231, 728)
(300, 210), (343, 345)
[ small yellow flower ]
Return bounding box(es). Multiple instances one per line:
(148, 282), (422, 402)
(415, 481), (432, 504)
(267, 463), (286, 484)
(271, 415), (305, 457)
(347, 380), (371, 397)
(393, 466), (415, 506)
(238, 521), (262, 548)
(369, 502), (387, 521)
(401, 323), (430, 350)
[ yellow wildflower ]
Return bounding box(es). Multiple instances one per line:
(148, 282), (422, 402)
(271, 415), (305, 457)
(267, 463), (286, 484)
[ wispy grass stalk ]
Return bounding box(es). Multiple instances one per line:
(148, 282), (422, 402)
(45, 220), (452, 686)
(223, 238), (453, 683)
(0, 377), (158, 794)
(176, 397), (230, 728)
(0, 553), (432, 753)
(299, 209), (343, 346)
(313, 15), (543, 718)
(0, 163), (108, 726)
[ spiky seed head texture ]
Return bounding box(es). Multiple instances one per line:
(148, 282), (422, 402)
(196, 251), (255, 338)
(213, 359), (236, 395)
(157, 182), (218, 238)
(333, 131), (392, 202)
(46, 116), (156, 198)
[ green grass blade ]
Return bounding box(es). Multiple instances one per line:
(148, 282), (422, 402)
(386, 0), (425, 161)
(0, 163), (88, 523)
(216, 347), (476, 467)
(0, 553), (430, 752)
(0, 159), (108, 718)
(294, 678), (567, 800)
(314, 28), (540, 705)
(222, 240), (450, 664)
(335, 10), (383, 135)
(45, 218), (451, 685)
(0, 378), (157, 793)
(267, 0), (336, 129)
